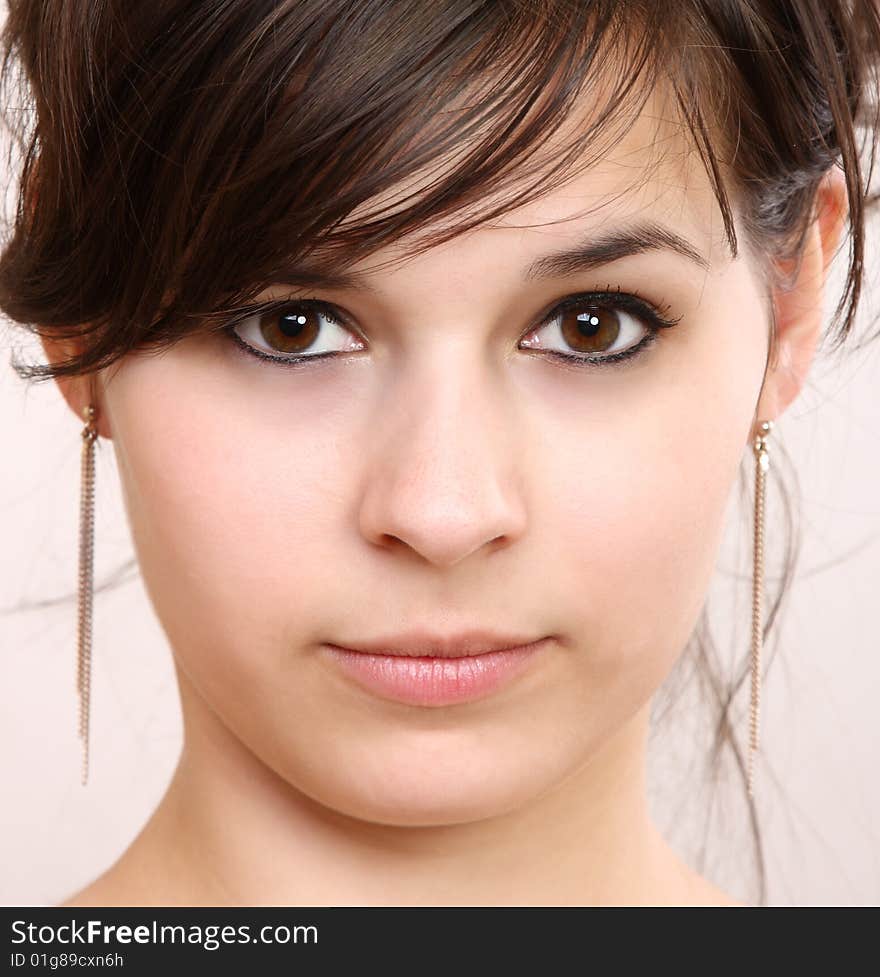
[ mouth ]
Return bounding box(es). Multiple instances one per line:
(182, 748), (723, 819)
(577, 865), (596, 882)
(320, 636), (553, 707)
(326, 628), (551, 658)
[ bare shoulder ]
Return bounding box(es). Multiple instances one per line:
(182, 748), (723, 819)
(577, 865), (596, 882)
(686, 872), (748, 907)
(55, 858), (204, 907)
(696, 883), (748, 907)
(659, 845), (748, 906)
(55, 858), (167, 907)
(56, 870), (125, 907)
(651, 833), (749, 907)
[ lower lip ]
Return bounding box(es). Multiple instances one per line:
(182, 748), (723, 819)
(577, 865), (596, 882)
(321, 639), (551, 706)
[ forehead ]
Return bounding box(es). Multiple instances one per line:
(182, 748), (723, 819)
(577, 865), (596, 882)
(333, 71), (734, 279)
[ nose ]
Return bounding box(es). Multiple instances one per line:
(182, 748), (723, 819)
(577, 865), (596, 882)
(357, 354), (528, 568)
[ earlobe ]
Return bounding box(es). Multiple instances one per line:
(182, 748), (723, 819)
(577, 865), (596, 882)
(752, 165), (849, 430)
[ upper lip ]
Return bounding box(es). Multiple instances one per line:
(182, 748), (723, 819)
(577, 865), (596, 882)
(328, 629), (548, 658)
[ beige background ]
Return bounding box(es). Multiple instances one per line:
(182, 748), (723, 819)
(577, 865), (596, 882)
(1, 16), (878, 907)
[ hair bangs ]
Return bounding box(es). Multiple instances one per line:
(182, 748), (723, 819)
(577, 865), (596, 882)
(170, 2), (686, 334)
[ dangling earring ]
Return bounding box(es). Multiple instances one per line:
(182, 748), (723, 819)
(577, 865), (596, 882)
(747, 418), (773, 800)
(77, 403), (99, 785)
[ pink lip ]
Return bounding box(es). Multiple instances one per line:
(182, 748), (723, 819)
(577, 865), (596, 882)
(321, 638), (552, 706)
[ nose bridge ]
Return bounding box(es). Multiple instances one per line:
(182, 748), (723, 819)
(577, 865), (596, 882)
(396, 345), (503, 484)
(358, 343), (527, 565)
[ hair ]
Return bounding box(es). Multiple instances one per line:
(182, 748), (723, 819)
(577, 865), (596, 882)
(2, 0), (880, 905)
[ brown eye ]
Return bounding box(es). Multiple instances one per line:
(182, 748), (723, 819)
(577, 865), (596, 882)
(232, 301), (366, 359)
(259, 307), (321, 354)
(558, 304), (621, 355)
(520, 297), (653, 361)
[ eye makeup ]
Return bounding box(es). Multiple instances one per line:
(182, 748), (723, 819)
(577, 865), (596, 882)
(219, 284), (684, 373)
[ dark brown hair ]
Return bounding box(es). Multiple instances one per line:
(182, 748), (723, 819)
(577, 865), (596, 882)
(2, 0), (880, 905)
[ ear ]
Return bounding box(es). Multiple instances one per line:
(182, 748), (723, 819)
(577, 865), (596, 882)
(39, 333), (113, 440)
(751, 165), (849, 439)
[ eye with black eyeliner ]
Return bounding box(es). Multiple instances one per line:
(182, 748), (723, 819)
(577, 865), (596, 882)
(221, 286), (683, 372)
(223, 297), (366, 369)
(521, 286), (683, 369)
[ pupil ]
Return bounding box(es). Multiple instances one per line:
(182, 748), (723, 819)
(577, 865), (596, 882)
(280, 312), (309, 337)
(578, 312), (601, 336)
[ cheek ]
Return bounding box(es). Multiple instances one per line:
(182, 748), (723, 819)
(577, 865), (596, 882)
(537, 297), (765, 708)
(105, 346), (348, 678)
(540, 435), (731, 717)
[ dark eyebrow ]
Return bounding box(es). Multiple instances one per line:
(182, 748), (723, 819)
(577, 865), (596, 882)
(277, 219), (712, 292)
(523, 220), (712, 280)
(274, 265), (376, 292)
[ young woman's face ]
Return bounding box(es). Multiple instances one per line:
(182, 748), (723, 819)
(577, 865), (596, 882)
(97, 85), (772, 825)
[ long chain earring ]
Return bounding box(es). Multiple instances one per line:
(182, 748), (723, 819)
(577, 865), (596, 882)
(747, 418), (773, 800)
(77, 403), (99, 786)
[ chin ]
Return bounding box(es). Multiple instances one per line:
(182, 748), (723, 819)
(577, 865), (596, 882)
(296, 751), (548, 828)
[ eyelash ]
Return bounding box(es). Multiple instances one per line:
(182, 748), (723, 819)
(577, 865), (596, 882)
(219, 284), (684, 372)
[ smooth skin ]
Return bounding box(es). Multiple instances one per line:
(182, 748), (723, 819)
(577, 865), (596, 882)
(43, 78), (847, 907)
